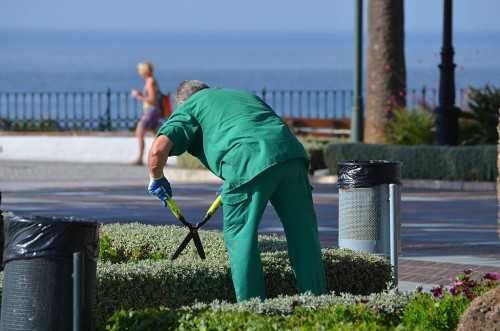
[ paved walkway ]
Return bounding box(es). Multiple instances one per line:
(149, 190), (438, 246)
(1, 160), (499, 292)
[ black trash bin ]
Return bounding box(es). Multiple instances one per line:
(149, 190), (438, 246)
(337, 160), (402, 256)
(1, 215), (100, 331)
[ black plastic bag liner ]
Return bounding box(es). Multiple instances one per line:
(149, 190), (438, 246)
(3, 215), (100, 265)
(337, 160), (402, 189)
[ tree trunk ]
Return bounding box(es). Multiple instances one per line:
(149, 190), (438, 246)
(498, 108), (500, 240)
(365, 0), (406, 143)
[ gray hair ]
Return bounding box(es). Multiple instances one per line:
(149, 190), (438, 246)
(174, 80), (210, 106)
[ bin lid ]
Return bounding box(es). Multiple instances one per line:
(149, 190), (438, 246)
(3, 215), (100, 264)
(337, 160), (402, 189)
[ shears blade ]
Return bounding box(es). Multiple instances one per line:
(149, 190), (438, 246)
(165, 194), (222, 260)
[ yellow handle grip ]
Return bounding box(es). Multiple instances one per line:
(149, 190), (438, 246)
(165, 195), (183, 219)
(207, 195), (222, 216)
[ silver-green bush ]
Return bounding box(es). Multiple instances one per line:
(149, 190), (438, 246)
(0, 223), (392, 330)
(95, 223), (392, 328)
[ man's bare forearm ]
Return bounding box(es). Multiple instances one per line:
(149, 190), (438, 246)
(148, 135), (173, 178)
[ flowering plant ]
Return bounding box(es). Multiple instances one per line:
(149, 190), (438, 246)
(429, 268), (499, 300)
(402, 269), (499, 330)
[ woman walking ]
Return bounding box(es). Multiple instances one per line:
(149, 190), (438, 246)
(130, 61), (163, 165)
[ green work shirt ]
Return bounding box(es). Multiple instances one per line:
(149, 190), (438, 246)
(157, 88), (309, 192)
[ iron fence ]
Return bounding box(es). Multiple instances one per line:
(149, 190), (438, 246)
(0, 87), (469, 132)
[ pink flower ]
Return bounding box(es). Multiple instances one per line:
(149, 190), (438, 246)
(431, 285), (444, 299)
(466, 292), (476, 299)
(450, 280), (465, 287)
(483, 273), (499, 281)
(463, 268), (475, 275)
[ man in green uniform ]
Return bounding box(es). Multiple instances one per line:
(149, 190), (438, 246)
(148, 80), (327, 302)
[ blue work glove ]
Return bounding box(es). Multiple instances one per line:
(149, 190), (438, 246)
(148, 176), (172, 207)
(216, 183), (224, 196)
(216, 183), (224, 205)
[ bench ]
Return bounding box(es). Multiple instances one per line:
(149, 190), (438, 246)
(282, 117), (351, 138)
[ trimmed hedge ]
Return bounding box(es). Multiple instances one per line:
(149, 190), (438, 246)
(299, 137), (337, 174)
(0, 223), (392, 330)
(94, 223), (392, 328)
(108, 305), (397, 331)
(324, 143), (498, 181)
(105, 273), (500, 330)
(106, 288), (412, 330)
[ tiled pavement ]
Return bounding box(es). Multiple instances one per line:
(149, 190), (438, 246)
(1, 160), (499, 292)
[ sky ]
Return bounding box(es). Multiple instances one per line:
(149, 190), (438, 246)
(1, 0), (499, 34)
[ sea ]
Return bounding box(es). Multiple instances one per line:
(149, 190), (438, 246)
(1, 30), (499, 95)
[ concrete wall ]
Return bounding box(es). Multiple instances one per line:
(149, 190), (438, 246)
(0, 135), (177, 165)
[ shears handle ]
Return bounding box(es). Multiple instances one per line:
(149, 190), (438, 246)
(165, 195), (183, 218)
(164, 195), (192, 228)
(207, 195), (222, 216)
(197, 195), (222, 228)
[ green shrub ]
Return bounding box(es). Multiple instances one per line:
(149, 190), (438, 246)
(401, 269), (499, 331)
(94, 223), (392, 328)
(299, 136), (335, 174)
(401, 293), (470, 331)
(3, 118), (62, 132)
(384, 107), (435, 145)
(107, 304), (400, 331)
(106, 287), (410, 330)
(0, 222), (392, 330)
(187, 285), (409, 322)
(324, 142), (498, 181)
(459, 85), (500, 146)
(105, 270), (500, 331)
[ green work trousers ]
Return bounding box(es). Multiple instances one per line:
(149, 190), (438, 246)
(222, 158), (327, 302)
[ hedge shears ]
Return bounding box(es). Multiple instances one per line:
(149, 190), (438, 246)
(165, 194), (222, 260)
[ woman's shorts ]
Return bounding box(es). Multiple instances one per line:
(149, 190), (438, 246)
(140, 108), (161, 130)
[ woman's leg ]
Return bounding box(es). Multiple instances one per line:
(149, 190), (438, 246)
(131, 121), (145, 165)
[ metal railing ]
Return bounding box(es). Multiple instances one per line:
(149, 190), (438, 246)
(0, 87), (468, 132)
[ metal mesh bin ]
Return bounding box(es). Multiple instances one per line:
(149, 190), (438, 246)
(337, 160), (402, 256)
(1, 215), (100, 331)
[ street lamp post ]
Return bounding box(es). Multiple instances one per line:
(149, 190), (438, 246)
(434, 0), (460, 145)
(350, 0), (364, 142)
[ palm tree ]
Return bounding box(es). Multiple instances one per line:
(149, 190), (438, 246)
(497, 111), (500, 240)
(365, 0), (406, 143)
